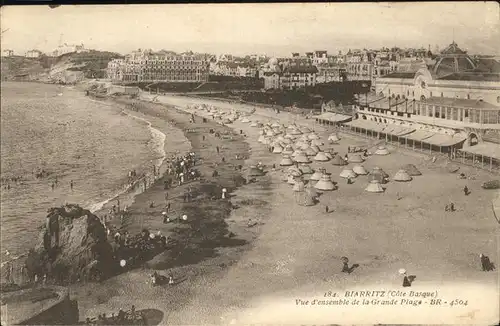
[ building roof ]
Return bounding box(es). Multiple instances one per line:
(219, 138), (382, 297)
(380, 72), (416, 79)
(437, 72), (500, 82)
(440, 41), (467, 55)
(475, 58), (500, 73)
(424, 97), (500, 110)
(284, 64), (319, 74)
(315, 112), (351, 123)
(263, 71), (281, 77)
(460, 142), (500, 160)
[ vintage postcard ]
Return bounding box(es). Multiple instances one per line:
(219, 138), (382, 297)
(1, 2), (499, 325)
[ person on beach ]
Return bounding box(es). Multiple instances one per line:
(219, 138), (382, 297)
(51, 182), (55, 191)
(70, 180), (74, 191)
(463, 185), (469, 196)
(216, 146), (220, 154)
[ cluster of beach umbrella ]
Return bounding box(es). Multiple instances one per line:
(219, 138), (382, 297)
(189, 104), (257, 125)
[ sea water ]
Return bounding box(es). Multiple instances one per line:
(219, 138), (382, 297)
(0, 82), (164, 261)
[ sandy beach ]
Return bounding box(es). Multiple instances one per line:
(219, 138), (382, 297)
(65, 92), (499, 325)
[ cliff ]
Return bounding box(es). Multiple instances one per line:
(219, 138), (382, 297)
(25, 204), (116, 283)
(1, 50), (122, 83)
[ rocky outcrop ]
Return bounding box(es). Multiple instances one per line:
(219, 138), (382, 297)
(25, 204), (115, 283)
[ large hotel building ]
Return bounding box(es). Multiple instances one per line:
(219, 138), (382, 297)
(317, 42), (500, 171)
(107, 49), (210, 83)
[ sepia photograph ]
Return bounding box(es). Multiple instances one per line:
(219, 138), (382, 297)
(1, 2), (499, 325)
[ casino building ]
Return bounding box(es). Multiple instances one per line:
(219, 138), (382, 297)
(331, 42), (500, 171)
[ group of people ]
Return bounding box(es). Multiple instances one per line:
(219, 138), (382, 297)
(86, 305), (146, 325)
(165, 152), (199, 187)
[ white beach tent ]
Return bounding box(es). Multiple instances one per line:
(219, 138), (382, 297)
(331, 154), (347, 166)
(287, 167), (303, 177)
(272, 145), (284, 154)
(314, 175), (336, 191)
(294, 153), (312, 163)
(304, 147), (318, 156)
(282, 145), (294, 155)
(299, 164), (314, 175)
(293, 180), (306, 192)
(352, 165), (368, 175)
(365, 180), (385, 193)
(374, 146), (390, 156)
(339, 168), (357, 179)
(401, 164), (422, 176)
(305, 182), (318, 198)
(314, 152), (330, 162)
(280, 156), (295, 166)
(311, 139), (324, 147)
(393, 169), (413, 182)
(348, 153), (365, 163)
(309, 170), (324, 181)
(328, 133), (341, 143)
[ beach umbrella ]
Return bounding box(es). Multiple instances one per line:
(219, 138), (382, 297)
(120, 259), (127, 267)
(365, 180), (385, 193)
(314, 152), (330, 162)
(393, 170), (412, 182)
(308, 133), (320, 140)
(374, 146), (390, 155)
(182, 214), (188, 221)
(352, 165), (368, 175)
(398, 268), (407, 275)
(280, 156), (295, 166)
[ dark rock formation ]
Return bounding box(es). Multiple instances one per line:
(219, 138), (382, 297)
(25, 204), (115, 283)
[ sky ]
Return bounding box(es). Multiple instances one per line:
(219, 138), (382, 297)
(1, 2), (499, 57)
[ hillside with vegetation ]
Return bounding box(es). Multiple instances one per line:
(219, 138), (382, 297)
(1, 50), (122, 84)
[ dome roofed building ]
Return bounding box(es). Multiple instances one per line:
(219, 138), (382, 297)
(349, 41), (500, 172)
(431, 42), (477, 79)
